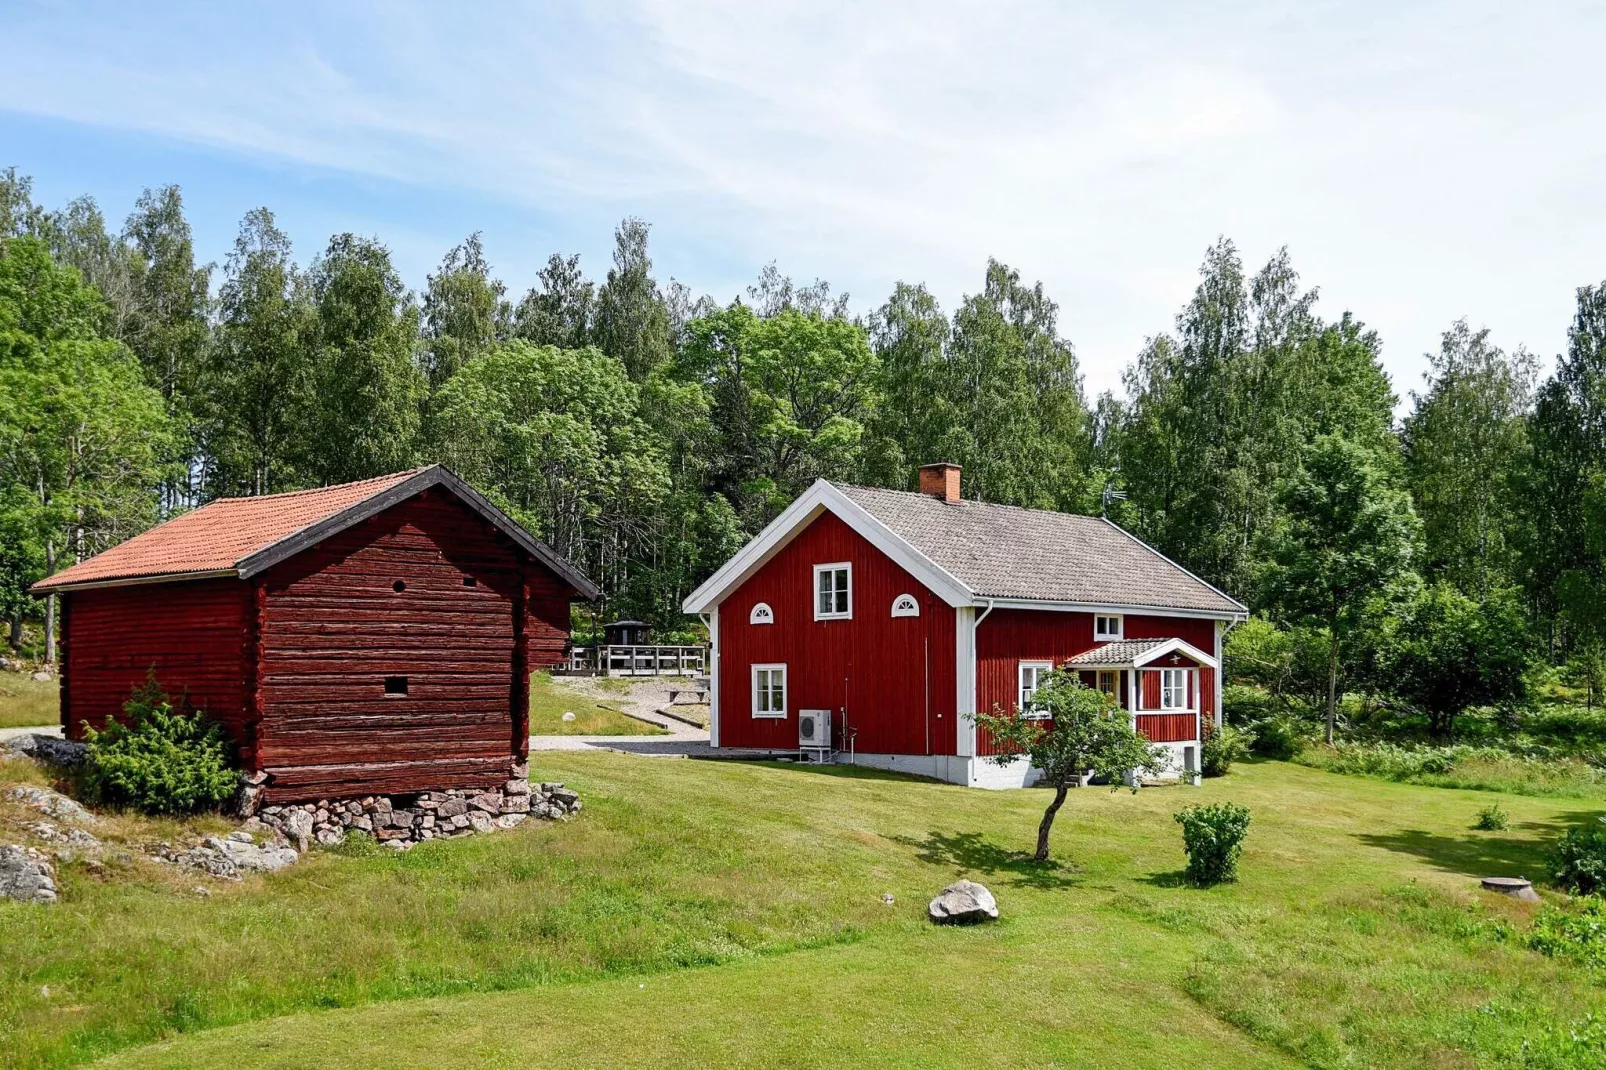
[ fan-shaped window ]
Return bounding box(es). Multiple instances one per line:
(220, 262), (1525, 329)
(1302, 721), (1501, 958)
(890, 593), (920, 618)
(749, 602), (775, 625)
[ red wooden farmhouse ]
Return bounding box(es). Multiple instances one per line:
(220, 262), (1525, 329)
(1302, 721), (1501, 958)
(683, 464), (1248, 787)
(32, 466), (599, 802)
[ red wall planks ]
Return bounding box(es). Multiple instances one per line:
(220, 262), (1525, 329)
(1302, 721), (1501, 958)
(716, 511), (957, 754)
(1137, 714), (1196, 742)
(62, 579), (251, 741)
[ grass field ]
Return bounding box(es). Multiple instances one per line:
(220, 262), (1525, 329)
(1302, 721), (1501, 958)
(527, 672), (665, 735)
(3, 753), (1604, 1069)
(0, 671), (58, 729)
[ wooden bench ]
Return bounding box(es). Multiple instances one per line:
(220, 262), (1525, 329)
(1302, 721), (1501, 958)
(667, 677), (710, 705)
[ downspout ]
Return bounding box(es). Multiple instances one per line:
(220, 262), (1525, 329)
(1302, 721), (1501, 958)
(975, 598), (996, 629)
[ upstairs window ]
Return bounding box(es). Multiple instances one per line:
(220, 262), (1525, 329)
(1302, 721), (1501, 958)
(1094, 614), (1123, 641)
(752, 664), (787, 718)
(1160, 668), (1189, 710)
(1018, 661), (1053, 720)
(814, 563), (852, 620)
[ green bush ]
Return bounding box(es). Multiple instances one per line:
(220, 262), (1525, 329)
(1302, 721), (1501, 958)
(1175, 802), (1252, 886)
(82, 675), (240, 815)
(1551, 824), (1606, 895)
(1247, 714), (1305, 760)
(1526, 896), (1606, 969)
(1475, 802), (1510, 831)
(1200, 723), (1251, 778)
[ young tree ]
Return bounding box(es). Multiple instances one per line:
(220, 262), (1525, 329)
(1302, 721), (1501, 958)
(971, 673), (1166, 862)
(592, 218), (671, 382)
(1263, 435), (1420, 743)
(1385, 583), (1530, 738)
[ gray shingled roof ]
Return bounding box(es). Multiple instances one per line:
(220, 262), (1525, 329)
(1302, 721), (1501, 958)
(833, 484), (1245, 615)
(1063, 639), (1173, 666)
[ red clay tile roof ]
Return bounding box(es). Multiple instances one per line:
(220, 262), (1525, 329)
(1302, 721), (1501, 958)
(33, 469), (428, 592)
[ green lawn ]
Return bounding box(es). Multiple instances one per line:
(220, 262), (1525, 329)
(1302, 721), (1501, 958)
(2, 756), (1602, 1069)
(527, 671), (665, 735)
(0, 671), (58, 729)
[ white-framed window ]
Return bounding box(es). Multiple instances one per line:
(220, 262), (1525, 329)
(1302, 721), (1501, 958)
(1018, 661), (1053, 720)
(749, 602), (774, 625)
(1160, 668), (1189, 710)
(814, 562), (852, 620)
(1095, 614), (1123, 641)
(752, 663), (787, 718)
(1097, 670), (1120, 699)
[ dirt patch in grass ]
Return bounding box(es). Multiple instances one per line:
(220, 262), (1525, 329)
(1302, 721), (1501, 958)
(529, 673), (665, 736)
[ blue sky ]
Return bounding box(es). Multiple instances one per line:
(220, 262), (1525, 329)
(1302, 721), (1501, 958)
(3, 1), (1603, 401)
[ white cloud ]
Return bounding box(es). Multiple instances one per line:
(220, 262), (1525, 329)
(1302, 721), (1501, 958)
(2, 0), (1603, 400)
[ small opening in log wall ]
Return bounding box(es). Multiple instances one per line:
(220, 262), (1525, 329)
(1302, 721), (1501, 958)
(384, 675), (408, 696)
(462, 576), (478, 587)
(392, 580), (407, 592)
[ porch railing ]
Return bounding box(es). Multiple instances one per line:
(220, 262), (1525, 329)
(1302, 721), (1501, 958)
(562, 645), (707, 678)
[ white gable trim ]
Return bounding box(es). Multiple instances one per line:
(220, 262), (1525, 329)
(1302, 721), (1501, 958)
(1130, 638), (1219, 671)
(977, 597), (1245, 622)
(682, 480), (972, 613)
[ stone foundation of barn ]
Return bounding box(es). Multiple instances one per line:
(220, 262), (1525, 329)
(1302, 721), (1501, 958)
(249, 767), (580, 850)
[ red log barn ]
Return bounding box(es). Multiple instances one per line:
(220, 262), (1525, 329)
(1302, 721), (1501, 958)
(683, 464), (1248, 787)
(31, 466), (600, 802)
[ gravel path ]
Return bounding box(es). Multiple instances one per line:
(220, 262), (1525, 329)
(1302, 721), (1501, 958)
(546, 675), (709, 739)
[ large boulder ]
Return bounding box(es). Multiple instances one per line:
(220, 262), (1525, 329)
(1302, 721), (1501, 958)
(0, 845), (58, 903)
(928, 879), (999, 924)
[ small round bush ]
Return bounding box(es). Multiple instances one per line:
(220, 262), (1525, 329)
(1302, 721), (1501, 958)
(1551, 824), (1606, 895)
(1474, 802), (1509, 831)
(1175, 802), (1252, 886)
(82, 675), (240, 815)
(1201, 723), (1251, 778)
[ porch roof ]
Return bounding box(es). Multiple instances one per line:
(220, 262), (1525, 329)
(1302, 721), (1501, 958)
(1063, 637), (1219, 670)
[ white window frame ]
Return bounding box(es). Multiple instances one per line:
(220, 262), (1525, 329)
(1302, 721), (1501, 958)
(1094, 614), (1123, 641)
(1018, 661), (1053, 720)
(1160, 667), (1190, 711)
(752, 663), (787, 719)
(749, 602), (774, 625)
(813, 562), (852, 621)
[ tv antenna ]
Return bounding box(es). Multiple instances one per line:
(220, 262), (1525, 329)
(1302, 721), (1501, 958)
(1101, 485), (1127, 518)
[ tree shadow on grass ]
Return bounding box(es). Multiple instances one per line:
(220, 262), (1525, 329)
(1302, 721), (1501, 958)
(1355, 810), (1599, 881)
(890, 830), (1081, 890)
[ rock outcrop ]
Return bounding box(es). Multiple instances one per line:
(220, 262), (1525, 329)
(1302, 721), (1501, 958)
(0, 844), (58, 903)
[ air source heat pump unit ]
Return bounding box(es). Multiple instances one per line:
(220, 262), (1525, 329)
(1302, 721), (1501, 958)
(798, 709), (832, 751)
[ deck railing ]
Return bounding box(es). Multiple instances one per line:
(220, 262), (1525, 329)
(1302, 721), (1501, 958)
(562, 645), (707, 678)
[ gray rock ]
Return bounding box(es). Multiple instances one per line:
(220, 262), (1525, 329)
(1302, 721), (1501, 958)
(450, 813), (470, 829)
(437, 798), (468, 818)
(550, 788), (580, 807)
(227, 830), (254, 844)
(503, 779), (531, 796)
(314, 828), (344, 847)
(0, 845), (57, 903)
(31, 670), (51, 682)
(500, 795), (530, 814)
(928, 880), (998, 924)
(468, 812), (494, 834)
(5, 734), (88, 768)
(204, 835), (299, 873)
(469, 793), (502, 814)
(8, 785), (96, 825)
(494, 814), (528, 830)
(285, 809), (314, 852)
(28, 821), (101, 850)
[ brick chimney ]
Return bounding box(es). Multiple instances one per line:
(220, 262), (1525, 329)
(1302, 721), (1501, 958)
(918, 463), (961, 503)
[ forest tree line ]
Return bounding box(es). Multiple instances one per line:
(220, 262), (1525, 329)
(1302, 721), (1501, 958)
(2, 166), (1603, 738)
